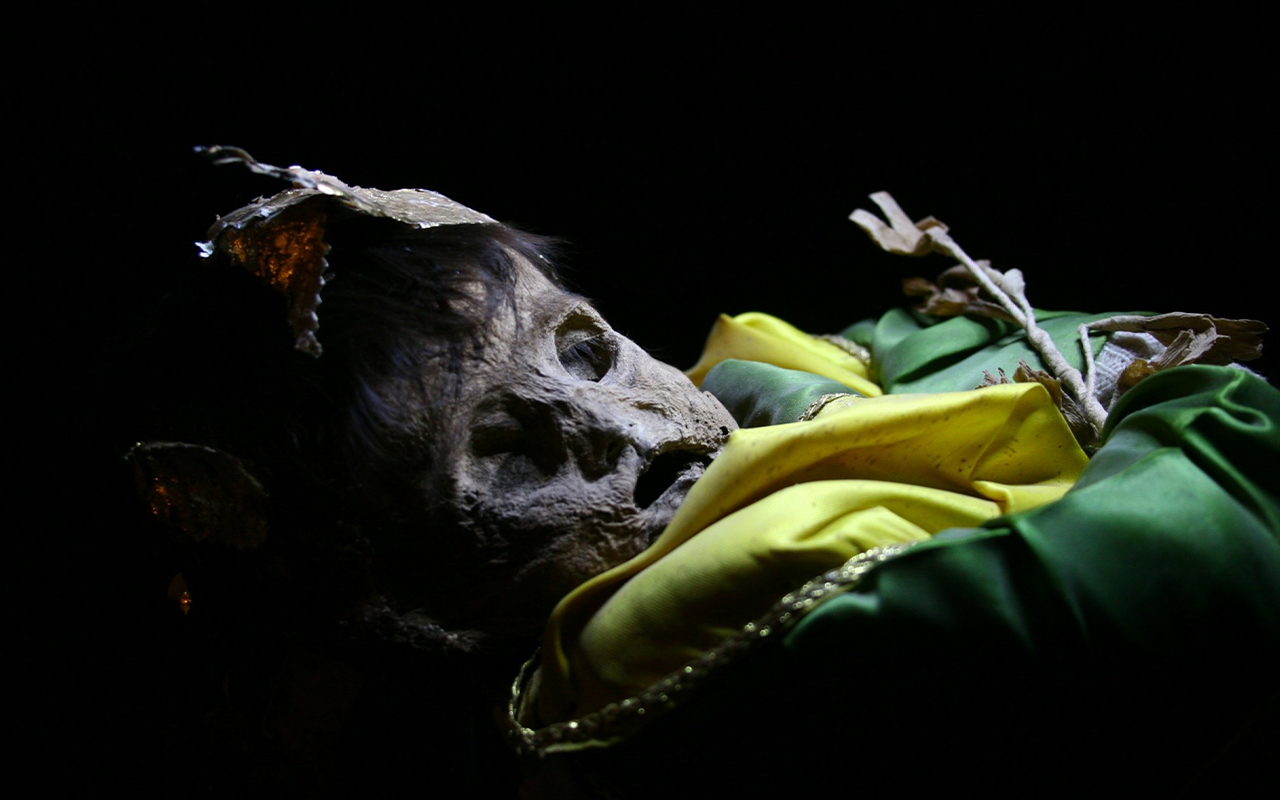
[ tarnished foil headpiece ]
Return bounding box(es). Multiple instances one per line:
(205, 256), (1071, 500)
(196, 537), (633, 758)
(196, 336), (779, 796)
(198, 146), (497, 356)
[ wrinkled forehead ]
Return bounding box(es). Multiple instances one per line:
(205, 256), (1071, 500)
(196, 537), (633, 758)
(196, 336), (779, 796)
(426, 258), (588, 448)
(492, 255), (598, 344)
(369, 253), (581, 440)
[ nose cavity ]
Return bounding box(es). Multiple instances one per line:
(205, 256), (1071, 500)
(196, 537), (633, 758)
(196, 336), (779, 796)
(578, 420), (636, 481)
(603, 437), (628, 468)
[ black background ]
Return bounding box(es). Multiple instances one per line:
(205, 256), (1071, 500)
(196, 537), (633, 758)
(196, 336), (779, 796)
(20, 6), (1275, 791)
(43, 7), (1276, 374)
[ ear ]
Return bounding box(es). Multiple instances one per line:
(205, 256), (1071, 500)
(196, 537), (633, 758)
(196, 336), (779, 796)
(127, 441), (270, 549)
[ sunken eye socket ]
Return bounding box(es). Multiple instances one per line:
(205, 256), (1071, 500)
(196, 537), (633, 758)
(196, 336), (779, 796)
(557, 311), (614, 382)
(559, 336), (613, 381)
(470, 422), (523, 457)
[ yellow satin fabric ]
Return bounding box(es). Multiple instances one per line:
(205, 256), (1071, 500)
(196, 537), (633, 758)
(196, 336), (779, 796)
(686, 312), (883, 397)
(538, 382), (1089, 723)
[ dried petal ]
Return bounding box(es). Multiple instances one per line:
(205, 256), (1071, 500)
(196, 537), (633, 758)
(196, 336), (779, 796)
(849, 192), (947, 257)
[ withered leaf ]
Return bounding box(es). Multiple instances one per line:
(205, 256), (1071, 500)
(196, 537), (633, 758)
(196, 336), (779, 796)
(850, 191), (948, 256)
(1011, 361), (1064, 407)
(904, 263), (1018, 322)
(1087, 312), (1267, 369)
(1010, 359), (1096, 446)
(979, 361), (1097, 448)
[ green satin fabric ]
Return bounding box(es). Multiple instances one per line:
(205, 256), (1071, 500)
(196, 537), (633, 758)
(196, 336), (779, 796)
(701, 359), (859, 427)
(686, 312), (882, 396)
(545, 382), (1087, 721)
(792, 363), (1280, 648)
(542, 365), (1280, 797)
(846, 308), (1133, 394)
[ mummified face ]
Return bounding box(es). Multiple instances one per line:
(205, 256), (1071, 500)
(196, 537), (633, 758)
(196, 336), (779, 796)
(386, 258), (737, 636)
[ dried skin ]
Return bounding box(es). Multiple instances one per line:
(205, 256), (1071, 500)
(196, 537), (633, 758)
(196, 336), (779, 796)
(376, 259), (738, 637)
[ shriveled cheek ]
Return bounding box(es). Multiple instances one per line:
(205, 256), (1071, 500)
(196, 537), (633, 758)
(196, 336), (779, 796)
(504, 526), (647, 603)
(459, 471), (651, 586)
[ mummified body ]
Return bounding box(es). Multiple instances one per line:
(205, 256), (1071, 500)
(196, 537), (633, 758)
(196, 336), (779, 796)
(127, 156), (734, 793)
(131, 155), (1280, 798)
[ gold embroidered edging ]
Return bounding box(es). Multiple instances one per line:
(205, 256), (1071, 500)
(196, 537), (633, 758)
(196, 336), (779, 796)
(797, 392), (859, 422)
(815, 333), (872, 364)
(505, 541), (918, 756)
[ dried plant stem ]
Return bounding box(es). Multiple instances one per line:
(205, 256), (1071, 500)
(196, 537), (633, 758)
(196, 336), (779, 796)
(1078, 322), (1101, 403)
(850, 192), (1111, 437)
(854, 193), (1265, 443)
(924, 228), (1110, 434)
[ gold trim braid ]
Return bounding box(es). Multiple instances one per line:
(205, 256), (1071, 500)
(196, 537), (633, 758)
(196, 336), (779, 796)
(504, 541), (917, 756)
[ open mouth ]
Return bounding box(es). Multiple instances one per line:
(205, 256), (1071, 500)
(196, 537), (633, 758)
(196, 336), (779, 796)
(633, 448), (713, 510)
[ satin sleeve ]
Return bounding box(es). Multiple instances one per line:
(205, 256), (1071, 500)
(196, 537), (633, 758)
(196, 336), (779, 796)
(538, 365), (1280, 797)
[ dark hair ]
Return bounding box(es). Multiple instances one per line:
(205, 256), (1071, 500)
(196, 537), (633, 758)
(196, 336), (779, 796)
(109, 218), (562, 794)
(127, 218), (562, 615)
(285, 218), (562, 511)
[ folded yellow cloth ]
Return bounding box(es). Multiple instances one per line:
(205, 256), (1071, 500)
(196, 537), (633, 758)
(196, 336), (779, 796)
(686, 312), (882, 397)
(538, 381), (1088, 723)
